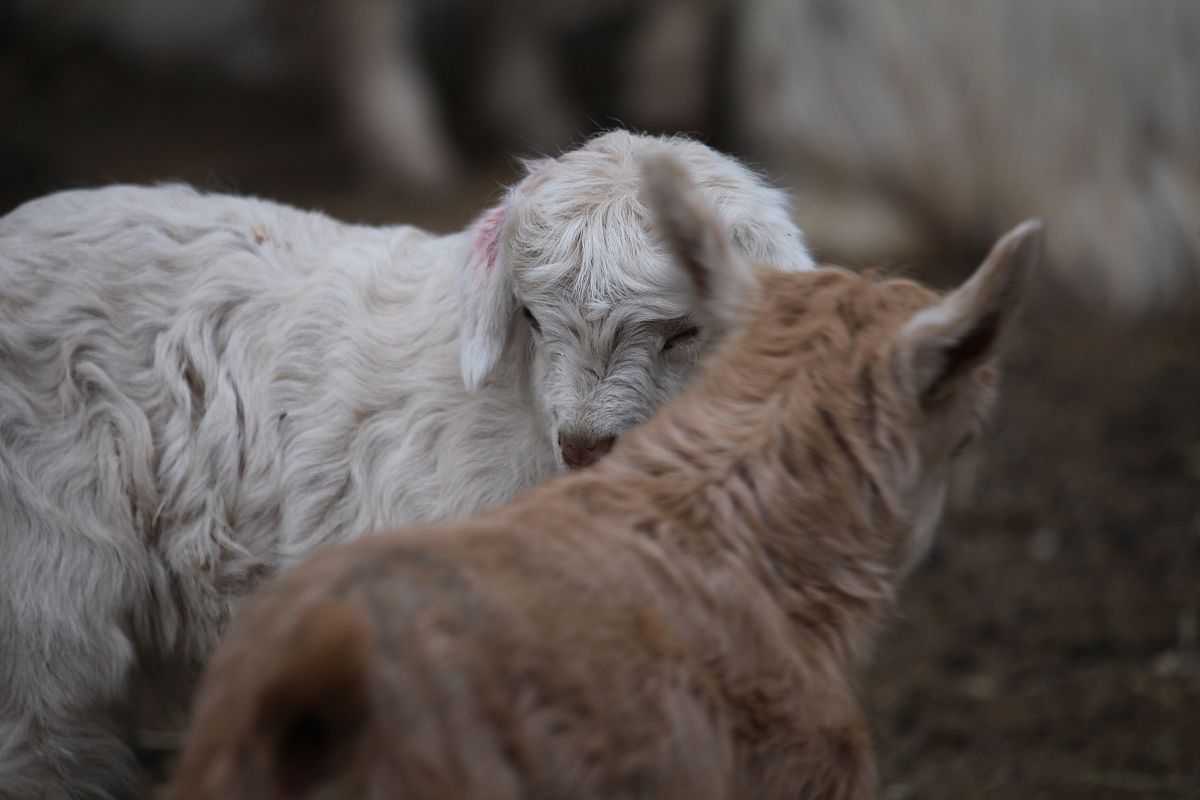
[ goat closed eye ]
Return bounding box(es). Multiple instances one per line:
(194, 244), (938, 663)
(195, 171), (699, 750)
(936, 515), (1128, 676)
(662, 326), (701, 352)
(521, 306), (542, 333)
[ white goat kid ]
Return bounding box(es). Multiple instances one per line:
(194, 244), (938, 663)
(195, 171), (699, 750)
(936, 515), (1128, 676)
(0, 130), (811, 799)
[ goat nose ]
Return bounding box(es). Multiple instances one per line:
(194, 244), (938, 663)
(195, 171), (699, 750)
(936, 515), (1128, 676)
(558, 433), (616, 470)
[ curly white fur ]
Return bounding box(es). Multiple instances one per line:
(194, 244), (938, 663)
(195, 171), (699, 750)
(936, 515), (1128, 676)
(0, 130), (811, 799)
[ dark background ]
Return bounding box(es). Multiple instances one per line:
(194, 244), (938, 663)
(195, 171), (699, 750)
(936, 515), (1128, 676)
(2, 2), (1197, 797)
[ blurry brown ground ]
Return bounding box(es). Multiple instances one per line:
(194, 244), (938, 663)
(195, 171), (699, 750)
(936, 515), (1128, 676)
(2, 41), (1198, 800)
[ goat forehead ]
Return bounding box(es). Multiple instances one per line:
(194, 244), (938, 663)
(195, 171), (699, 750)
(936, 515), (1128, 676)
(514, 245), (683, 306)
(525, 277), (691, 328)
(508, 193), (687, 294)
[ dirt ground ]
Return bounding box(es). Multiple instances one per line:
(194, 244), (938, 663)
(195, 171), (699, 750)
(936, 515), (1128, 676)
(3, 43), (1198, 800)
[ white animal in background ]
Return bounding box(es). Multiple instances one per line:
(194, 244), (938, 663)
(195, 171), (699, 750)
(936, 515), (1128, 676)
(736, 0), (1200, 313)
(0, 130), (812, 799)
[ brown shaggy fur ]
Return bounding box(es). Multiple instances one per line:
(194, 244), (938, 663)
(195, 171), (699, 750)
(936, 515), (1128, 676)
(164, 156), (1041, 800)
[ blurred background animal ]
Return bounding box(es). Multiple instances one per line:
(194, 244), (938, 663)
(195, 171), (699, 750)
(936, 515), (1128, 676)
(163, 156), (1039, 800)
(735, 0), (1200, 313)
(0, 132), (810, 799)
(8, 0), (728, 190)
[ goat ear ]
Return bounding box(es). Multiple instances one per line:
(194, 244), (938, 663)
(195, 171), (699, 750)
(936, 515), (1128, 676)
(641, 151), (755, 331)
(254, 602), (372, 798)
(458, 201), (517, 391)
(897, 219), (1043, 404)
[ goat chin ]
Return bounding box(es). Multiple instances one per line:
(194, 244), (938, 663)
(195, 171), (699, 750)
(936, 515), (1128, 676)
(0, 129), (812, 798)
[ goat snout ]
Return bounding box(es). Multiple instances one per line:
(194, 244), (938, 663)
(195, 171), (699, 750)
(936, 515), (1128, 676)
(558, 432), (616, 470)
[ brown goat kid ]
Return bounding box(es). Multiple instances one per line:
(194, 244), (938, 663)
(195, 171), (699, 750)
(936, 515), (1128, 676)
(165, 155), (1042, 800)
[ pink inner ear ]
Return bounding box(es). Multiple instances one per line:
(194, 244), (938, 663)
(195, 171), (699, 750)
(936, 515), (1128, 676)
(470, 205), (507, 274)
